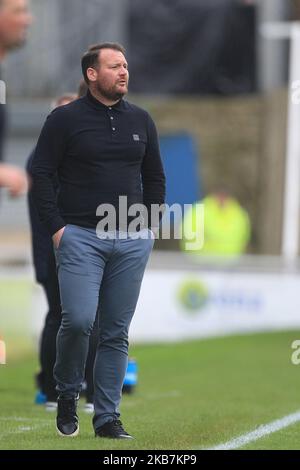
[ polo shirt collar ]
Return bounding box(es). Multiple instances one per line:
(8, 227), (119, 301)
(86, 89), (124, 111)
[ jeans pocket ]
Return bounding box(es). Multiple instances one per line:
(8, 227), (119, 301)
(56, 225), (70, 251)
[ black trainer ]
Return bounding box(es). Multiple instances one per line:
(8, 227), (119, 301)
(95, 419), (133, 439)
(56, 395), (79, 437)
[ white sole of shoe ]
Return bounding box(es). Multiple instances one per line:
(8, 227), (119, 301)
(56, 424), (79, 437)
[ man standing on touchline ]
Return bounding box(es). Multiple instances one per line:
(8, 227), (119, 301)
(31, 42), (166, 439)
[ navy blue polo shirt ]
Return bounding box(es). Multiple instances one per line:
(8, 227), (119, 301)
(31, 90), (166, 235)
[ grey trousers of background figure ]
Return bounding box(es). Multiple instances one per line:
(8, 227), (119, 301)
(53, 224), (154, 430)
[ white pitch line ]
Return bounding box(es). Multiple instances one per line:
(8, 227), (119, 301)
(205, 409), (300, 450)
(0, 425), (49, 440)
(0, 418), (51, 441)
(0, 417), (50, 423)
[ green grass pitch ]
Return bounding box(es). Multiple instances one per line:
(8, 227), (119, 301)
(1, 331), (300, 450)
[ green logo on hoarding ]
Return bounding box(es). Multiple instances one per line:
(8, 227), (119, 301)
(178, 279), (209, 312)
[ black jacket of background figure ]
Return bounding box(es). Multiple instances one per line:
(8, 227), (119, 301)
(27, 149), (57, 282)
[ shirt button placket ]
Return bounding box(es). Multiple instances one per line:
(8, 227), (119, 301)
(108, 108), (116, 135)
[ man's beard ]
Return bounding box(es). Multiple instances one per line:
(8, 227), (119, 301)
(95, 82), (127, 101)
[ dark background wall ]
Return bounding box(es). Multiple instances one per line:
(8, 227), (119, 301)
(129, 0), (256, 94)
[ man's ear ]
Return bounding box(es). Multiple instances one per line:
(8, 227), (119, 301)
(87, 67), (98, 83)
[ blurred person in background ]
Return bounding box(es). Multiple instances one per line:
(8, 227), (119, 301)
(31, 42), (165, 439)
(181, 187), (251, 256)
(27, 86), (99, 413)
(0, 0), (32, 196)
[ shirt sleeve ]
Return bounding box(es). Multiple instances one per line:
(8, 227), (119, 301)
(30, 108), (67, 236)
(141, 113), (166, 229)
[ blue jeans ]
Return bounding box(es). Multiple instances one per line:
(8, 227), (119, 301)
(54, 224), (154, 430)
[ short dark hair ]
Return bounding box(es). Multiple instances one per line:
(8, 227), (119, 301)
(81, 42), (126, 85)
